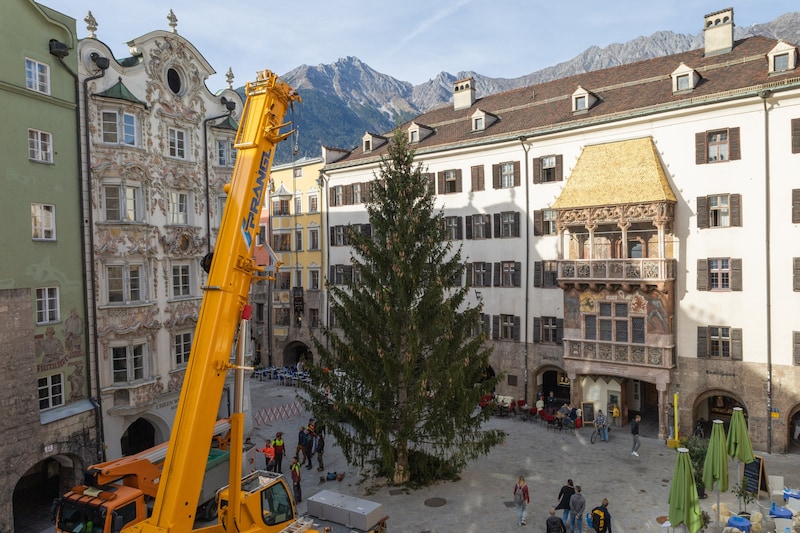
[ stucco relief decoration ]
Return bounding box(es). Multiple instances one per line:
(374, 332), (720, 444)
(133, 377), (165, 406)
(167, 369), (185, 392)
(165, 299), (200, 329)
(160, 226), (204, 257)
(146, 37), (203, 122)
(96, 306), (161, 345)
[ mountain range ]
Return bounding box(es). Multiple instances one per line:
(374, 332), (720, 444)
(269, 12), (800, 164)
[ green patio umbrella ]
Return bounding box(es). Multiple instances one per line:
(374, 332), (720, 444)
(726, 407), (755, 512)
(703, 420), (729, 532)
(669, 447), (704, 533)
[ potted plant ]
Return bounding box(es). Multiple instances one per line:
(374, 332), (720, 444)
(731, 482), (756, 517)
(682, 435), (709, 499)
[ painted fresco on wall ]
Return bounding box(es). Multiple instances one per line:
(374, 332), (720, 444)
(36, 308), (87, 400)
(565, 289), (580, 329)
(566, 287), (673, 335)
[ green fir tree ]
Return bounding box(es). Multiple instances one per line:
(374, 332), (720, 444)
(303, 128), (504, 485)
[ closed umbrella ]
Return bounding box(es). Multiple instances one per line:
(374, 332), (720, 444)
(726, 407), (755, 512)
(703, 420), (729, 532)
(669, 447), (704, 533)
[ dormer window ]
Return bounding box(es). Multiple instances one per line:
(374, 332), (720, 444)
(767, 42), (796, 74)
(671, 63), (700, 93)
(362, 132), (388, 153)
(409, 130), (418, 143)
(474, 117), (484, 130)
(364, 139), (371, 152)
(406, 122), (432, 144)
(571, 86), (596, 113)
(470, 109), (496, 132)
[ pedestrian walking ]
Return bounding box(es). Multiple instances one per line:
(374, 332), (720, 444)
(568, 485), (586, 533)
(547, 391), (557, 414)
(513, 475), (530, 526)
(631, 414), (641, 457)
(295, 426), (307, 464)
(666, 403), (675, 443)
(546, 507), (567, 533)
(290, 456), (302, 503)
(595, 410), (608, 442)
(273, 432), (285, 473)
(303, 426), (314, 469)
(555, 479), (575, 524)
(315, 431), (325, 471)
(589, 498), (612, 532)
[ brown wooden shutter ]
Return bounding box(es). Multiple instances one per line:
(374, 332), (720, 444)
(493, 262), (501, 286)
(728, 127), (741, 160)
(697, 327), (708, 358)
(731, 328), (743, 360)
(695, 132), (707, 164)
(492, 315), (500, 340)
(494, 213), (501, 238)
(456, 217), (463, 240)
(492, 164), (501, 189)
(533, 210), (543, 236)
(792, 189), (800, 224)
(437, 172), (445, 195)
(345, 184), (354, 205)
(513, 212), (521, 237)
(696, 259), (708, 291)
(465, 215), (473, 239)
(555, 154), (564, 182)
(513, 316), (521, 341)
(513, 161), (521, 187)
(363, 181), (372, 202)
(794, 258), (800, 291)
(513, 262), (522, 287)
(730, 194), (742, 227)
(471, 165), (484, 191)
(533, 317), (541, 343)
(696, 196), (709, 228)
(534, 261), (543, 287)
(484, 215), (492, 239)
(456, 169), (463, 193)
(329, 187), (335, 207)
(794, 331), (800, 365)
(556, 318), (564, 345)
(730, 258), (742, 291)
(533, 157), (542, 184)
(792, 118), (800, 154)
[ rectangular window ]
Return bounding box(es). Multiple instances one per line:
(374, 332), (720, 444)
(309, 270), (320, 290)
(632, 317), (645, 344)
(175, 332), (192, 366)
(107, 265), (143, 304)
(707, 130), (729, 162)
(215, 196), (227, 228)
(36, 287), (59, 324)
(104, 184), (142, 222)
(709, 326), (731, 358)
(445, 170), (458, 193)
(543, 210), (556, 235)
(709, 258), (730, 290)
(333, 186), (343, 206)
(333, 226), (346, 246)
(309, 195), (319, 213)
(353, 183), (362, 204)
(309, 308), (319, 328)
(294, 196), (302, 216)
(168, 128), (186, 159)
(473, 117), (483, 130)
(542, 261), (558, 288)
(541, 156), (556, 182)
(774, 53), (789, 72)
(500, 162), (515, 188)
(217, 139), (236, 166)
(409, 130), (419, 143)
(584, 315), (597, 340)
(575, 95), (587, 110)
(272, 232), (291, 251)
(708, 194), (730, 227)
(500, 314), (515, 340)
(31, 203), (56, 240)
(112, 344), (145, 383)
(295, 229), (303, 251)
(272, 199), (290, 216)
(309, 228), (319, 250)
(677, 74), (690, 90)
(102, 111), (137, 145)
(172, 264), (191, 297)
(542, 316), (558, 343)
(28, 129), (53, 163)
(500, 212), (516, 238)
(168, 191), (189, 225)
(471, 215), (489, 239)
(26, 58), (50, 94)
(445, 216), (461, 240)
(277, 271), (291, 290)
(473, 262), (490, 287)
(500, 261), (517, 287)
(275, 307), (290, 326)
(38, 374), (63, 410)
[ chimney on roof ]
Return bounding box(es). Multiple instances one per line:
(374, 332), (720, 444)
(703, 7), (734, 56)
(453, 77), (475, 111)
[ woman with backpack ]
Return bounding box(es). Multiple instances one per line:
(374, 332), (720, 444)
(513, 475), (530, 526)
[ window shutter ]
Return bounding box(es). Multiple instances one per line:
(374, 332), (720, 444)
(794, 331), (800, 365)
(728, 127), (741, 160)
(794, 258), (800, 291)
(437, 172), (445, 195)
(493, 263), (501, 287)
(471, 165), (484, 191)
(513, 161), (521, 187)
(697, 327), (708, 358)
(534, 261), (543, 288)
(483, 314), (491, 337)
(695, 132), (707, 164)
(696, 196), (709, 229)
(533, 317), (541, 343)
(730, 258), (742, 291)
(492, 315), (500, 340)
(730, 194), (742, 227)
(555, 154), (564, 181)
(792, 189), (800, 224)
(329, 227), (336, 245)
(696, 259), (709, 291)
(492, 164), (501, 189)
(363, 181), (372, 202)
(513, 316), (521, 341)
(514, 262), (522, 287)
(556, 318), (564, 345)
(494, 213), (501, 238)
(533, 210), (543, 236)
(513, 212), (521, 237)
(329, 189), (335, 207)
(533, 157), (542, 184)
(484, 214), (492, 239)
(465, 215), (473, 239)
(792, 118), (800, 154)
(456, 169), (463, 193)
(344, 184), (354, 205)
(329, 265), (336, 283)
(456, 217), (463, 240)
(486, 262), (493, 286)
(731, 328), (743, 360)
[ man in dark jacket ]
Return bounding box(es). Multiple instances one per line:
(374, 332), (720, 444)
(546, 507), (567, 533)
(555, 479), (575, 523)
(590, 499), (612, 533)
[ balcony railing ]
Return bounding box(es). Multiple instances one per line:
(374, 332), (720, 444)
(563, 339), (675, 369)
(558, 258), (675, 283)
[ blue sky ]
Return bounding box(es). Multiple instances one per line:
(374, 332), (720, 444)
(46, 1), (798, 89)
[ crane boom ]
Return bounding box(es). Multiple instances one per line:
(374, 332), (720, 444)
(126, 70), (300, 533)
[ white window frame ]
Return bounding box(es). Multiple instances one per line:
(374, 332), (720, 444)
(709, 326), (731, 358)
(541, 156), (557, 182)
(542, 316), (558, 343)
(773, 53), (789, 72)
(353, 183), (362, 204)
(500, 212), (516, 238)
(32, 203), (56, 240)
(309, 228), (320, 250)
(106, 264), (145, 304)
(36, 286), (60, 324)
(294, 195), (302, 216)
(26, 58), (50, 94)
(708, 258), (731, 291)
(708, 194), (730, 228)
(707, 130), (729, 162)
(216, 139), (236, 167)
(309, 269), (320, 290)
(111, 343), (146, 383)
(38, 373), (64, 410)
(500, 314), (515, 340)
(168, 127), (187, 159)
(308, 194), (319, 213)
(472, 215), (488, 239)
(174, 331), (192, 367)
(446, 216), (460, 240)
(168, 190), (190, 225)
(104, 183), (143, 222)
(473, 116), (484, 131)
(473, 262), (490, 287)
(215, 196), (227, 228)
(295, 228), (303, 251)
(28, 129), (53, 163)
(500, 162), (515, 189)
(542, 209), (557, 235)
(171, 262), (192, 298)
(102, 110), (137, 146)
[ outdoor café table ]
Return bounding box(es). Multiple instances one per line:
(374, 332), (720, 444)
(726, 515), (751, 533)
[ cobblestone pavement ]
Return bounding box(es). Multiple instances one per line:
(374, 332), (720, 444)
(244, 378), (800, 533)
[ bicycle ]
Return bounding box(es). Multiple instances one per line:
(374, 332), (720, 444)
(590, 424), (610, 444)
(693, 419), (706, 439)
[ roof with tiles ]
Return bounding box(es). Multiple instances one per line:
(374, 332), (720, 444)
(327, 36), (800, 168)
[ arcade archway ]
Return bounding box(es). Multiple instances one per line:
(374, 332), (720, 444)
(121, 417), (157, 456)
(692, 390), (747, 438)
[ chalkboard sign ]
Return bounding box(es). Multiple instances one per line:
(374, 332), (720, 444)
(741, 455), (767, 496)
(582, 402), (595, 423)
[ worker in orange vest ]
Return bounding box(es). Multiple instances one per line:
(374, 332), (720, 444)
(260, 439), (276, 471)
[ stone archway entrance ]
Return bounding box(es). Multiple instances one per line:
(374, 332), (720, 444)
(14, 456), (80, 532)
(788, 406), (800, 454)
(282, 340), (311, 370)
(692, 390), (747, 438)
(121, 417), (156, 456)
